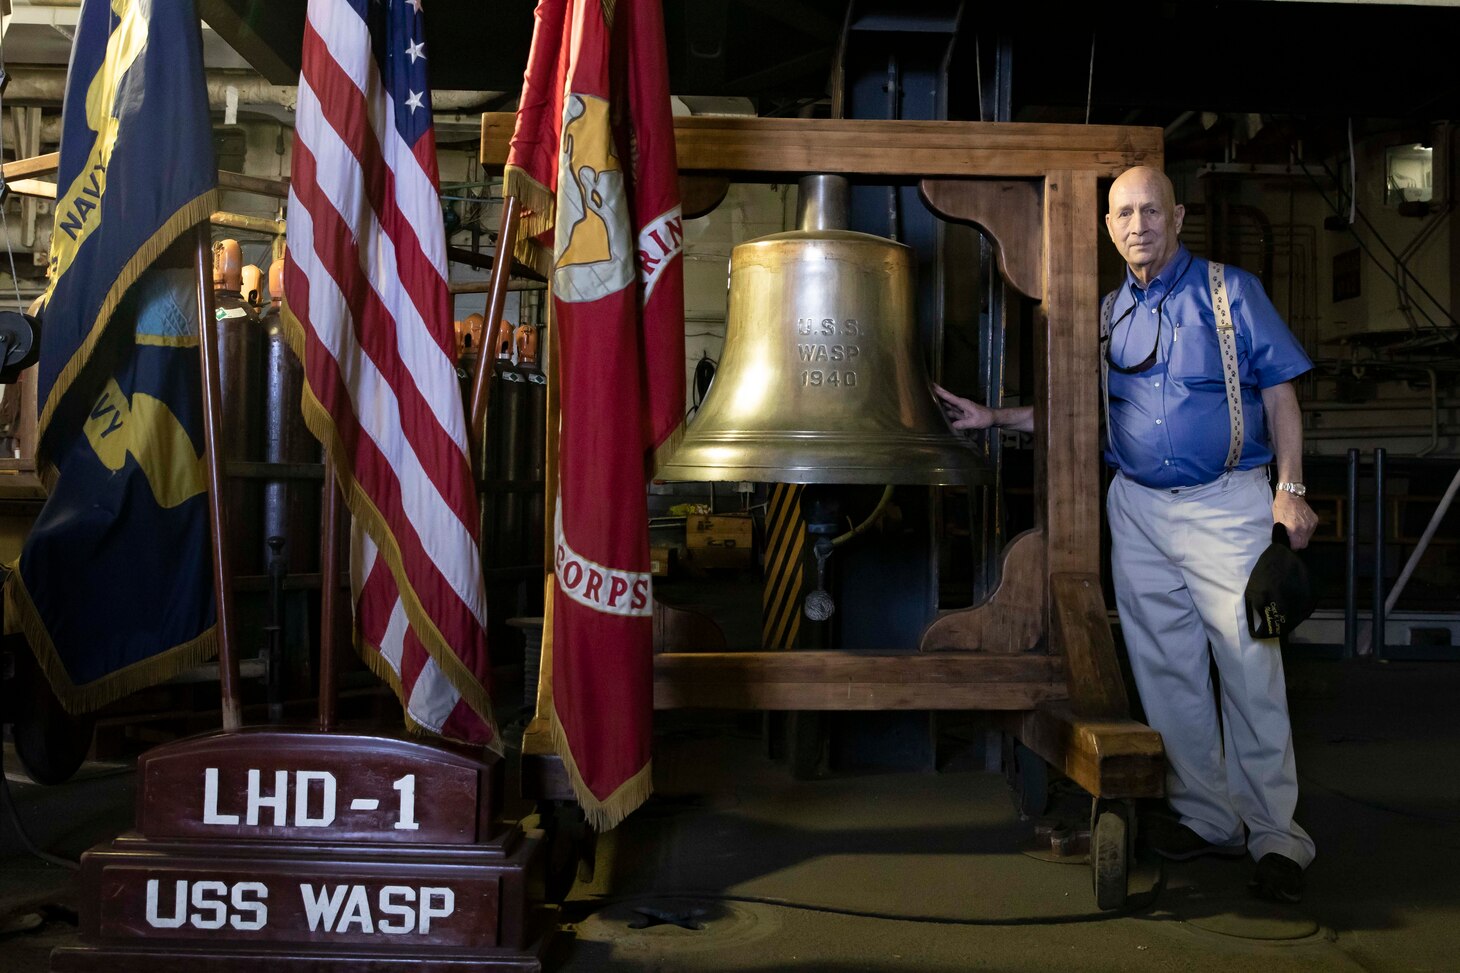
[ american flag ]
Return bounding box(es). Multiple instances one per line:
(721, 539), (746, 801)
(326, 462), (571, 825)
(283, 0), (498, 747)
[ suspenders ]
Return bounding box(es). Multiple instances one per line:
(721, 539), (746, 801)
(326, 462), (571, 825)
(1207, 262), (1245, 470)
(1099, 261), (1244, 472)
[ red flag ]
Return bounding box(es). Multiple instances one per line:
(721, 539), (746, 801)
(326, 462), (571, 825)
(506, 0), (685, 828)
(282, 0), (499, 748)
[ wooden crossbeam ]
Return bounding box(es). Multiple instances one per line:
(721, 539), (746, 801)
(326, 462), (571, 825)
(653, 651), (1066, 710)
(1010, 702), (1165, 800)
(481, 114), (1163, 179)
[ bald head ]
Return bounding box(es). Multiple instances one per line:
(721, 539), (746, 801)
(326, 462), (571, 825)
(1105, 166), (1184, 286)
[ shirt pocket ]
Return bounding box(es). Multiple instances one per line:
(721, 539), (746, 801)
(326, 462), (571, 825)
(1168, 323), (1243, 391)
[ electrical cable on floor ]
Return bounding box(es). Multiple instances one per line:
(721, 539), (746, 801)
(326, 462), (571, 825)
(1299, 772), (1460, 825)
(566, 887), (1160, 927)
(0, 744), (81, 871)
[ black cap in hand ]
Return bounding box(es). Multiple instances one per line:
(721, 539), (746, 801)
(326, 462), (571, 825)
(1245, 524), (1316, 640)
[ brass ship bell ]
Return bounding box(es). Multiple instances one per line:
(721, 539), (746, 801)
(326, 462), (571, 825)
(658, 175), (986, 486)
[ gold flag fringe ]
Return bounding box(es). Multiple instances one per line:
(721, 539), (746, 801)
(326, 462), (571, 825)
(4, 562), (219, 715)
(526, 572), (652, 830)
(353, 631), (496, 754)
(280, 302), (504, 757)
(548, 700), (654, 832)
(36, 189), (220, 452)
(520, 572), (557, 755)
(502, 165), (555, 279)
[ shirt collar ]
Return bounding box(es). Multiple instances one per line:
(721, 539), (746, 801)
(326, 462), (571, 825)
(1125, 244), (1192, 303)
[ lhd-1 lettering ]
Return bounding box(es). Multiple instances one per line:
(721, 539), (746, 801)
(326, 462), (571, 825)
(200, 767), (420, 831)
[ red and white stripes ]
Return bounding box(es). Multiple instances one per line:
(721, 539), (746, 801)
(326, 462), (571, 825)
(284, 0), (495, 746)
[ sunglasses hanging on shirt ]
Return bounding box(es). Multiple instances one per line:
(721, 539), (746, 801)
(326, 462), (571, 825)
(1103, 251), (1195, 375)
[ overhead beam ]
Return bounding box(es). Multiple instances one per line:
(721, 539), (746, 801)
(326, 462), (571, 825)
(196, 0), (303, 85)
(481, 113), (1162, 179)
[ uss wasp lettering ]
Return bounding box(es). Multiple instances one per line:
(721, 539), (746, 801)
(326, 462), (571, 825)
(141, 879), (457, 937)
(145, 879), (268, 931)
(795, 317), (862, 389)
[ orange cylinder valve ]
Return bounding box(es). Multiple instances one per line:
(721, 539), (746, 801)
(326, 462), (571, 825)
(495, 318), (514, 360)
(240, 264), (263, 307)
(213, 238), (243, 292)
(458, 312), (485, 360)
(514, 324), (538, 365)
(267, 259), (285, 307)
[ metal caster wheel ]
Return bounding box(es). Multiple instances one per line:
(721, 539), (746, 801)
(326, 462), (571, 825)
(1090, 799), (1133, 910)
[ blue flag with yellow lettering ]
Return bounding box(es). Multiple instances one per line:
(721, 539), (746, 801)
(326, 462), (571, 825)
(4, 0), (220, 711)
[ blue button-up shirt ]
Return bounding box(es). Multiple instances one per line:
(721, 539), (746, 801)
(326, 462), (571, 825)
(1104, 246), (1312, 488)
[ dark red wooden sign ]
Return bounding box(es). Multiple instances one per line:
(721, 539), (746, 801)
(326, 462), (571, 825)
(136, 728), (505, 846)
(55, 729), (548, 972)
(92, 858), (503, 949)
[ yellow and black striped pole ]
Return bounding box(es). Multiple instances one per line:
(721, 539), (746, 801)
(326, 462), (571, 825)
(761, 483), (806, 649)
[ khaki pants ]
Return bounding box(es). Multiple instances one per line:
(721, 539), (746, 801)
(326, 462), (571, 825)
(1108, 467), (1315, 867)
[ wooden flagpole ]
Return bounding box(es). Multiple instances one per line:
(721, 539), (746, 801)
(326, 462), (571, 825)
(318, 452), (341, 732)
(193, 223), (243, 731)
(467, 194), (521, 465)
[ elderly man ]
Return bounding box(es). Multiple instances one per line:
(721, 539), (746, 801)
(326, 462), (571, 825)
(935, 165), (1317, 903)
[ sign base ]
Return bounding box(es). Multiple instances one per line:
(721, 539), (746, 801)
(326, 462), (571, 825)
(52, 728), (550, 971)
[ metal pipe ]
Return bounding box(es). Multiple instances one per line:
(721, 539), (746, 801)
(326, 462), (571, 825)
(1344, 448), (1359, 658)
(1303, 426), (1454, 441)
(448, 278), (547, 294)
(1371, 447), (1387, 659)
(1378, 464), (1460, 634)
(2, 67), (501, 113)
(210, 212), (286, 237)
(1419, 368), (1441, 457)
(1302, 399), (1460, 412)
(194, 224), (243, 731)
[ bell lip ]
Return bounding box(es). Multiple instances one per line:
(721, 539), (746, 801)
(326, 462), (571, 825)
(655, 454), (993, 487)
(657, 432), (992, 486)
(735, 228), (914, 250)
(654, 466), (993, 486)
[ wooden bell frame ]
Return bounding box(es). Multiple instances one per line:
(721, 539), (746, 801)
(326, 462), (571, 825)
(480, 114), (1167, 825)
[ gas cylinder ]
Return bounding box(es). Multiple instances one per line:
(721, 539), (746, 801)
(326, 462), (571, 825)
(211, 238), (263, 573)
(260, 257), (321, 573)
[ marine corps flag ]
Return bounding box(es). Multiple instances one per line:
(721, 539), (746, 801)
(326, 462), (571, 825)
(507, 0), (685, 829)
(4, 0), (220, 710)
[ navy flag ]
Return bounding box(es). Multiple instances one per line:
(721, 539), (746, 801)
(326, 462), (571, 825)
(3, 0), (220, 711)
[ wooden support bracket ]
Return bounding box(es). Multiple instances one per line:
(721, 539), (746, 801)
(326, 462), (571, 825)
(919, 178), (1043, 299)
(920, 528), (1045, 653)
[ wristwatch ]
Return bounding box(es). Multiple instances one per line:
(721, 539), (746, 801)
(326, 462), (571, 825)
(1276, 482), (1307, 498)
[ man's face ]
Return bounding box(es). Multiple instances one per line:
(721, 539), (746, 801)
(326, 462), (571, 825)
(1105, 169), (1184, 281)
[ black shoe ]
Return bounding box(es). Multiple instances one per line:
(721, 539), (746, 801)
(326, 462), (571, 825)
(1144, 816), (1247, 862)
(1250, 853), (1305, 903)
